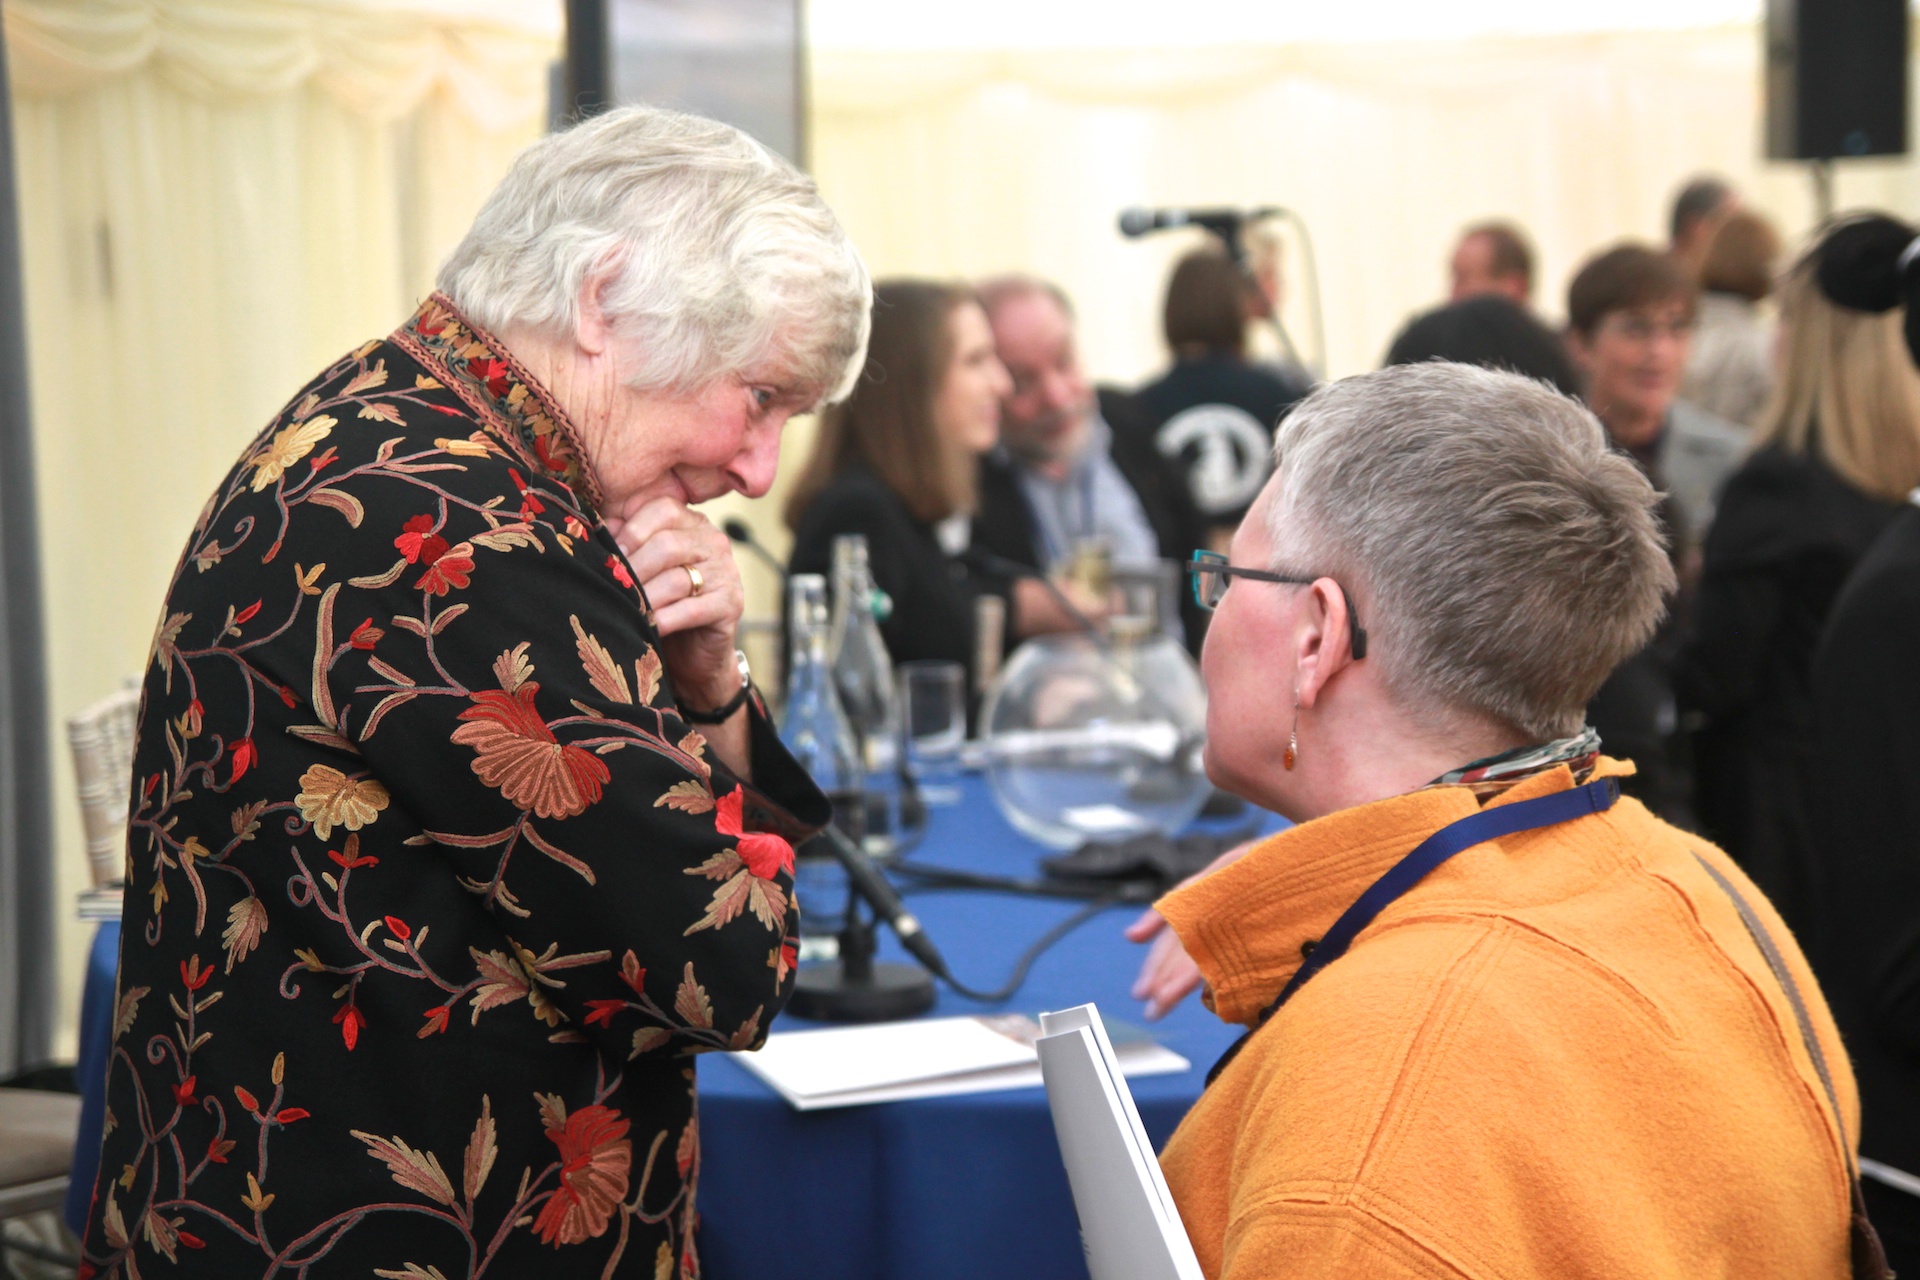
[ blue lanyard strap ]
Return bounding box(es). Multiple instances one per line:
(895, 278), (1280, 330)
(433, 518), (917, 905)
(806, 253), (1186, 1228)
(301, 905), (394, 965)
(1206, 777), (1619, 1087)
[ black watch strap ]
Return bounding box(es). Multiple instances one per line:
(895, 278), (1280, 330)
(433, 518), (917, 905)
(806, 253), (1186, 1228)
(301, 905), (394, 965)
(679, 650), (753, 725)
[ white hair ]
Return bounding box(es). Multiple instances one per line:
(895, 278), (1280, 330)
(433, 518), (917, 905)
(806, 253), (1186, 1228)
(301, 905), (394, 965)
(438, 105), (872, 405)
(1262, 362), (1675, 739)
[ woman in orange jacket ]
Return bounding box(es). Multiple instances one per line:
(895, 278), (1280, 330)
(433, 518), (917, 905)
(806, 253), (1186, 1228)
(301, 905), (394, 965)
(1131, 362), (1881, 1279)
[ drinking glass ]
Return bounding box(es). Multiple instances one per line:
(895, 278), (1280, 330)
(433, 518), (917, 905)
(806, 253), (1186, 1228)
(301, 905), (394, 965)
(901, 659), (966, 806)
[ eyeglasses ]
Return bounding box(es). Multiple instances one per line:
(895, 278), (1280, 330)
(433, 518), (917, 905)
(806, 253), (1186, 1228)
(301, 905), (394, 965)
(1187, 551), (1369, 660)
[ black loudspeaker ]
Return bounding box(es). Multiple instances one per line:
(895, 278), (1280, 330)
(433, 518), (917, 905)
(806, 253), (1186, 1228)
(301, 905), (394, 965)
(1766, 0), (1909, 160)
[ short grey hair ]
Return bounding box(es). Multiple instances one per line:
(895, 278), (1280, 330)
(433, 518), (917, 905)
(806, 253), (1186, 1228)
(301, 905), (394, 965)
(1262, 362), (1673, 740)
(438, 105), (871, 405)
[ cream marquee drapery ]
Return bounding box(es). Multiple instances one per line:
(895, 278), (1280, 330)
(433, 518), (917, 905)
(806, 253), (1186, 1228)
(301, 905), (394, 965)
(5, 0), (561, 1059)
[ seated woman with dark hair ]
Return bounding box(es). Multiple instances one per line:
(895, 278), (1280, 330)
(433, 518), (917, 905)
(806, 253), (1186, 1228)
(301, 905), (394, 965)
(785, 281), (1012, 683)
(1128, 362), (1873, 1278)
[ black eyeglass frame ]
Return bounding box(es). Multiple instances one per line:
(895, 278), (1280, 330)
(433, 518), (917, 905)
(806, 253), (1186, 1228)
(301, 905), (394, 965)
(1186, 551), (1369, 660)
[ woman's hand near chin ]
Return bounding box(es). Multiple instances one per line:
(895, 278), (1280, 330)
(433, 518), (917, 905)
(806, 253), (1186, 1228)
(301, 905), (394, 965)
(1125, 839), (1256, 1020)
(604, 496), (754, 776)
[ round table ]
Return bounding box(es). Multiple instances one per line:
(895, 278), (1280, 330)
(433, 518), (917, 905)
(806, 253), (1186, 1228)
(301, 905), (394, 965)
(694, 776), (1281, 1280)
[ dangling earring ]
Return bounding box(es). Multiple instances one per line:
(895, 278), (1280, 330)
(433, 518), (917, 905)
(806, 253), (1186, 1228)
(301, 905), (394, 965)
(1284, 697), (1299, 771)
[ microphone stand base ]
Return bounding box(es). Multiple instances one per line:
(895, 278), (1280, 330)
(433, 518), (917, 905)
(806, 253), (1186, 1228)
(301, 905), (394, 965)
(788, 962), (936, 1023)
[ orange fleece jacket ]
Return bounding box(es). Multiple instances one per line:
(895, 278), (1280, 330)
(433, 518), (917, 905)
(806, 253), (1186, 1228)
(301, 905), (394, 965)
(1157, 760), (1857, 1279)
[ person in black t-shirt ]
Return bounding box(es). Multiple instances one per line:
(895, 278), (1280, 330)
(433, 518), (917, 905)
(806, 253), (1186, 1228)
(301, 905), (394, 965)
(1132, 249), (1308, 548)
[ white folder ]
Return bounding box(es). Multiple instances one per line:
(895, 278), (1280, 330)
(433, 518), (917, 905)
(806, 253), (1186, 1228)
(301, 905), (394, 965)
(1036, 1004), (1205, 1280)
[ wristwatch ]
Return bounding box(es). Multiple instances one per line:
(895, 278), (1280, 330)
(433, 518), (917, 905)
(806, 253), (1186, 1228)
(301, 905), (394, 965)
(679, 649), (753, 725)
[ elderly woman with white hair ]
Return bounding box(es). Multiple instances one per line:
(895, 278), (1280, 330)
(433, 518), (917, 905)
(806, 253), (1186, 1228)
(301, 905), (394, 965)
(81, 106), (869, 1279)
(1129, 363), (1883, 1278)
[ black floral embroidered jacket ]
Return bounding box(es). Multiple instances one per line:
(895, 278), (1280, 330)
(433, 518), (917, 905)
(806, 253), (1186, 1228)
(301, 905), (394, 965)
(79, 295), (825, 1280)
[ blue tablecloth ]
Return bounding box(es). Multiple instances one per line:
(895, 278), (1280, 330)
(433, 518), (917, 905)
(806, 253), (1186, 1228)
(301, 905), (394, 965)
(695, 777), (1281, 1280)
(70, 777), (1280, 1274)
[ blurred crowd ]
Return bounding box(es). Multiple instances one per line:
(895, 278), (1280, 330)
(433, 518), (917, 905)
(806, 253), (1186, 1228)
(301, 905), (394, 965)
(780, 178), (1920, 1264)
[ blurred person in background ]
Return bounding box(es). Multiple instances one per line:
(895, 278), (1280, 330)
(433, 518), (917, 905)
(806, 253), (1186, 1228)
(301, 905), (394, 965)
(1682, 209), (1783, 428)
(785, 280), (1015, 685)
(1670, 174), (1739, 281)
(1131, 248), (1308, 548)
(1448, 219), (1533, 305)
(1383, 220), (1581, 397)
(1565, 243), (1744, 822)
(1237, 218), (1318, 394)
(1797, 212), (1920, 1272)
(1677, 215), (1919, 936)
(78, 105), (869, 1279)
(1130, 362), (1869, 1279)
(973, 274), (1208, 645)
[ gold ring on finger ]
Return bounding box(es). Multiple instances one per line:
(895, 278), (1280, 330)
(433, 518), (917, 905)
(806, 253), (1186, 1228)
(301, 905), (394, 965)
(684, 564), (704, 596)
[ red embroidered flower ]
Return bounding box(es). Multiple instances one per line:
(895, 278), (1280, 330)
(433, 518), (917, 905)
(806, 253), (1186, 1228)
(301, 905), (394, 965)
(394, 515), (448, 566)
(279, 685), (297, 709)
(583, 999), (626, 1028)
(509, 468), (547, 520)
(180, 955), (212, 991)
(565, 516), (590, 540)
(451, 685), (611, 819)
(606, 555), (634, 590)
(532, 1106), (632, 1246)
(232, 600), (261, 626)
(419, 1006), (451, 1037)
(205, 1137), (234, 1165)
(229, 738), (256, 784)
(308, 445), (338, 474)
(274, 1107), (309, 1124)
(328, 836), (378, 870)
(383, 915), (412, 941)
(714, 786), (794, 880)
(173, 1075), (197, 1105)
(332, 1002), (366, 1051)
(469, 356), (511, 397)
(178, 1231), (205, 1250)
(349, 618), (382, 650)
(234, 1085), (258, 1113)
(415, 547), (474, 596)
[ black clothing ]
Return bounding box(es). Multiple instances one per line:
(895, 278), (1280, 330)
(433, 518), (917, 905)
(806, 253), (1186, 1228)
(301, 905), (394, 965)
(82, 296), (820, 1279)
(974, 388), (1210, 651)
(1130, 354), (1308, 529)
(1676, 448), (1901, 931)
(1808, 503), (1920, 1275)
(1383, 295), (1581, 399)
(788, 465), (1001, 687)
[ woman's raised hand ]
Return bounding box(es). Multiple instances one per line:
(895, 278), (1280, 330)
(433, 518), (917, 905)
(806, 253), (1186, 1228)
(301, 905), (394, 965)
(604, 497), (745, 709)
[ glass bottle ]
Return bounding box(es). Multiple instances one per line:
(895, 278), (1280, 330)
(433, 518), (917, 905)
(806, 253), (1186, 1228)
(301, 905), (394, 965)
(778, 574), (860, 949)
(828, 535), (902, 857)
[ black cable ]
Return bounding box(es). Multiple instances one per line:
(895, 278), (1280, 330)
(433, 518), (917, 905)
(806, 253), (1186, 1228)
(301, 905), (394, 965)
(938, 896), (1121, 1004)
(890, 857), (1160, 903)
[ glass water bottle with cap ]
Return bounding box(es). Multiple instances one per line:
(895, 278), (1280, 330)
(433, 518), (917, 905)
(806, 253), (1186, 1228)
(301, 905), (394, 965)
(828, 534), (902, 857)
(778, 574), (860, 951)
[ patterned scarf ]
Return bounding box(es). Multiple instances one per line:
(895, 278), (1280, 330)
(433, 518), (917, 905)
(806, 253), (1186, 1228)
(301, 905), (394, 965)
(1425, 726), (1602, 800)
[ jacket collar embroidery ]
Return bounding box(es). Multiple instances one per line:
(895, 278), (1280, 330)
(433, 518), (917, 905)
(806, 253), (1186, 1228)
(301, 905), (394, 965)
(393, 292), (605, 512)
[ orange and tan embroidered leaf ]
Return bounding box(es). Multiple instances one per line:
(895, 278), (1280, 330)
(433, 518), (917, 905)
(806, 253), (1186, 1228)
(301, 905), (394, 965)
(535, 1091), (568, 1133)
(469, 948), (531, 1019)
(685, 849), (742, 882)
(143, 1208), (180, 1262)
(435, 434), (489, 457)
(683, 870), (753, 935)
(429, 603), (467, 634)
(358, 402), (405, 426)
(101, 1194), (129, 1249)
(728, 1006), (764, 1051)
(307, 488), (364, 527)
(311, 584), (341, 729)
(366, 657), (415, 688)
(451, 686), (610, 820)
(570, 616), (631, 704)
(113, 986), (149, 1038)
(463, 1096), (496, 1204)
(349, 559), (408, 590)
(493, 643), (532, 693)
(241, 1171), (273, 1213)
(634, 648), (663, 705)
(222, 897), (268, 973)
(374, 1265), (451, 1280)
(655, 779), (713, 815)
(249, 417), (334, 492)
(362, 689), (420, 740)
(629, 1027), (670, 1059)
(286, 724), (361, 755)
(295, 765), (389, 840)
(293, 562), (326, 596)
(151, 610), (190, 676)
(345, 359), (389, 396)
(674, 963), (713, 1029)
(351, 1130), (456, 1206)
(470, 525), (541, 553)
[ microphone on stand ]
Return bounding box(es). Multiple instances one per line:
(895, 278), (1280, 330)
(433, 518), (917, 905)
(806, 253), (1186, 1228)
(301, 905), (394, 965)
(722, 518), (789, 582)
(1117, 206), (1283, 265)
